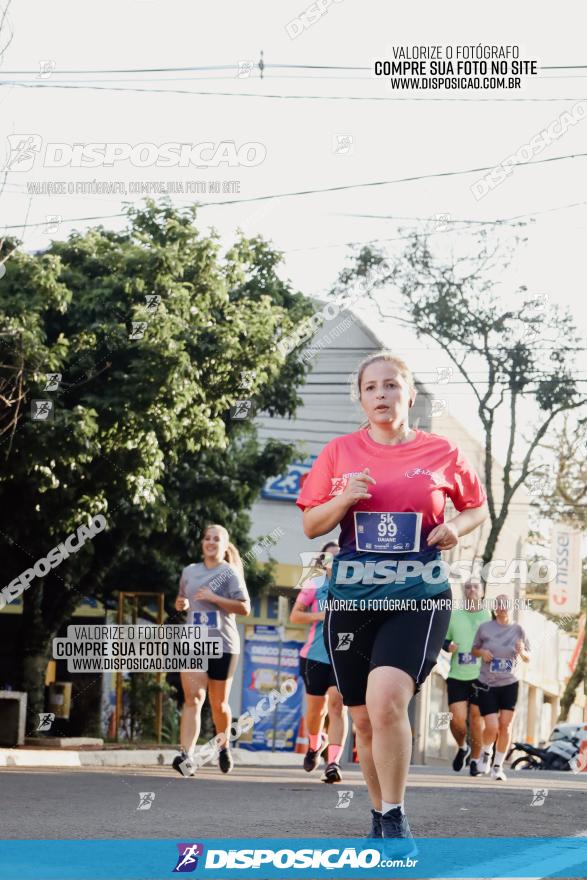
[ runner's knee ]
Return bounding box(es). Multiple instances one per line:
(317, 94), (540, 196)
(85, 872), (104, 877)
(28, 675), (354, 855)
(368, 698), (405, 729)
(449, 705), (467, 727)
(327, 690), (344, 715)
(351, 707), (372, 739)
(483, 717), (498, 737)
(212, 699), (231, 716)
(184, 689), (206, 707)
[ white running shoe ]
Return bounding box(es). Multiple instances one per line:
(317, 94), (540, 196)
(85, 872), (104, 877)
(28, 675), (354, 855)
(477, 751), (492, 775)
(491, 765), (507, 781)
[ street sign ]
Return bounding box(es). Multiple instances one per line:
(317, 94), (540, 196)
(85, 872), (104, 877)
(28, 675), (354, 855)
(548, 525), (582, 616)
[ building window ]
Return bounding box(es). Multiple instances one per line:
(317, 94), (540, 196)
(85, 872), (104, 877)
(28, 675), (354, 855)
(267, 597), (279, 619)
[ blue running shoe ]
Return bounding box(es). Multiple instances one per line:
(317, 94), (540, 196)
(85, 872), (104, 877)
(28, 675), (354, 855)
(380, 807), (418, 859)
(366, 809), (382, 838)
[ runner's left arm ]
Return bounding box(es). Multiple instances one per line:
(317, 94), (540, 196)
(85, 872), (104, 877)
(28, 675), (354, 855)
(209, 593), (250, 615)
(429, 447), (489, 549)
(515, 628), (531, 663)
(194, 572), (251, 615)
(428, 503), (488, 550)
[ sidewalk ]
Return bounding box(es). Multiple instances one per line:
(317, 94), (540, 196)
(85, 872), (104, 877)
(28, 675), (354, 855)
(0, 745), (451, 770)
(0, 746), (306, 769)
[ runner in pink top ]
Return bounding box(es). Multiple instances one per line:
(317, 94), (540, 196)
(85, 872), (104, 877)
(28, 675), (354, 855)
(297, 352), (488, 843)
(291, 542), (349, 783)
(298, 579), (327, 662)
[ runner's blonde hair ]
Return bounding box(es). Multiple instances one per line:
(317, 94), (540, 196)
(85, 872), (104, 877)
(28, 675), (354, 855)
(355, 351), (416, 398)
(203, 523), (244, 580)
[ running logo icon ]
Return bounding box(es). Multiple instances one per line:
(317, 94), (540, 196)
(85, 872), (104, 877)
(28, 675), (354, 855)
(530, 788), (548, 806)
(36, 712), (55, 732)
(335, 791), (354, 808)
(294, 552), (327, 589)
(229, 399), (254, 420)
(329, 472), (363, 496)
(31, 400), (54, 421)
(136, 792), (155, 811)
(3, 134), (42, 172)
(173, 843), (204, 873)
(44, 373), (62, 391)
(335, 632), (354, 651)
(433, 712), (453, 730)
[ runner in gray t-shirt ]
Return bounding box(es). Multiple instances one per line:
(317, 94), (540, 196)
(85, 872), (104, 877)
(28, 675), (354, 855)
(473, 618), (529, 688)
(179, 561), (247, 655)
(172, 524), (250, 778)
(472, 594), (530, 781)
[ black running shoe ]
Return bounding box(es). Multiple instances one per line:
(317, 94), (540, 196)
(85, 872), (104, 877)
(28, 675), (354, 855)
(303, 746), (321, 772)
(469, 759), (481, 777)
(322, 762), (342, 783)
(218, 747), (233, 774)
(380, 807), (418, 859)
(172, 752), (194, 777)
(452, 745), (471, 772)
(366, 809), (382, 838)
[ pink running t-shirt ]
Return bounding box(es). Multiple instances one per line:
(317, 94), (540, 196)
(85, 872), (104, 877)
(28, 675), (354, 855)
(296, 428), (486, 558)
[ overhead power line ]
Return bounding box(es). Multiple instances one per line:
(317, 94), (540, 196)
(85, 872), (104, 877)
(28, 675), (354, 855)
(2, 152), (587, 232)
(3, 80), (587, 104)
(0, 61), (584, 76)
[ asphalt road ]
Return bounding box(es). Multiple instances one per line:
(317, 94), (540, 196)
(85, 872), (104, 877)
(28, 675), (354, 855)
(2, 763), (586, 840)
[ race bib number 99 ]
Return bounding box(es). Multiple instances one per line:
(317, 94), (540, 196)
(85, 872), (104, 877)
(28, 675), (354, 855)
(192, 610), (218, 628)
(490, 658), (514, 674)
(354, 511), (422, 553)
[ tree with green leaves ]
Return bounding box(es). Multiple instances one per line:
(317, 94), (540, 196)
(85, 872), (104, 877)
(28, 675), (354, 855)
(0, 201), (314, 724)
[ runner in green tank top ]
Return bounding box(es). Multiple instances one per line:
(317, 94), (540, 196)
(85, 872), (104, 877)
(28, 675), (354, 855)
(443, 578), (491, 776)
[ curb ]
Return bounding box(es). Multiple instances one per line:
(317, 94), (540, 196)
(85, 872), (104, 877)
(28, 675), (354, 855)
(0, 747), (305, 769)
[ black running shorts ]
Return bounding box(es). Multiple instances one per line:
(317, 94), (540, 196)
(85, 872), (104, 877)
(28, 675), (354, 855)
(299, 655), (337, 697)
(447, 677), (480, 706)
(207, 652), (239, 681)
(474, 680), (519, 716)
(323, 588), (452, 706)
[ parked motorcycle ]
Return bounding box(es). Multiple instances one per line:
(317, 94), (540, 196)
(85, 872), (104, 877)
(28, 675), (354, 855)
(506, 736), (580, 771)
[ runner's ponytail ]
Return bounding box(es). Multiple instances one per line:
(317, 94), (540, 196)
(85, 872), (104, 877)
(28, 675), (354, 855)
(225, 542), (244, 580)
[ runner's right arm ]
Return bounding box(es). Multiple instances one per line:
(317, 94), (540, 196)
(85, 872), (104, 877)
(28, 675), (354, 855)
(290, 600), (325, 624)
(290, 583), (324, 624)
(472, 626), (493, 662)
(303, 469), (376, 538)
(175, 572), (190, 612)
(442, 616), (458, 652)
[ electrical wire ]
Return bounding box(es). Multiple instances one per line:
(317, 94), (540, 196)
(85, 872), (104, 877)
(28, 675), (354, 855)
(3, 152), (587, 231)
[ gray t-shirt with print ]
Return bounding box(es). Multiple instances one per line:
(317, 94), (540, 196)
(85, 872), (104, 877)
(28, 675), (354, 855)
(179, 561), (249, 655)
(472, 619), (530, 687)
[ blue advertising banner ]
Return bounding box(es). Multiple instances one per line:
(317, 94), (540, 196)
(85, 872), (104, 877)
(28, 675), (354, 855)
(2, 838), (586, 879)
(239, 627), (303, 751)
(261, 457), (317, 502)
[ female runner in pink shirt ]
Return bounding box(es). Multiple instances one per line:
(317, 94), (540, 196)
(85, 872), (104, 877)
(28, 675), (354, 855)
(290, 541), (349, 783)
(297, 352), (488, 844)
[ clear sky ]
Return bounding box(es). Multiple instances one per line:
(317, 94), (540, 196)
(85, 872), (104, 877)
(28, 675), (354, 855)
(1, 0), (586, 463)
